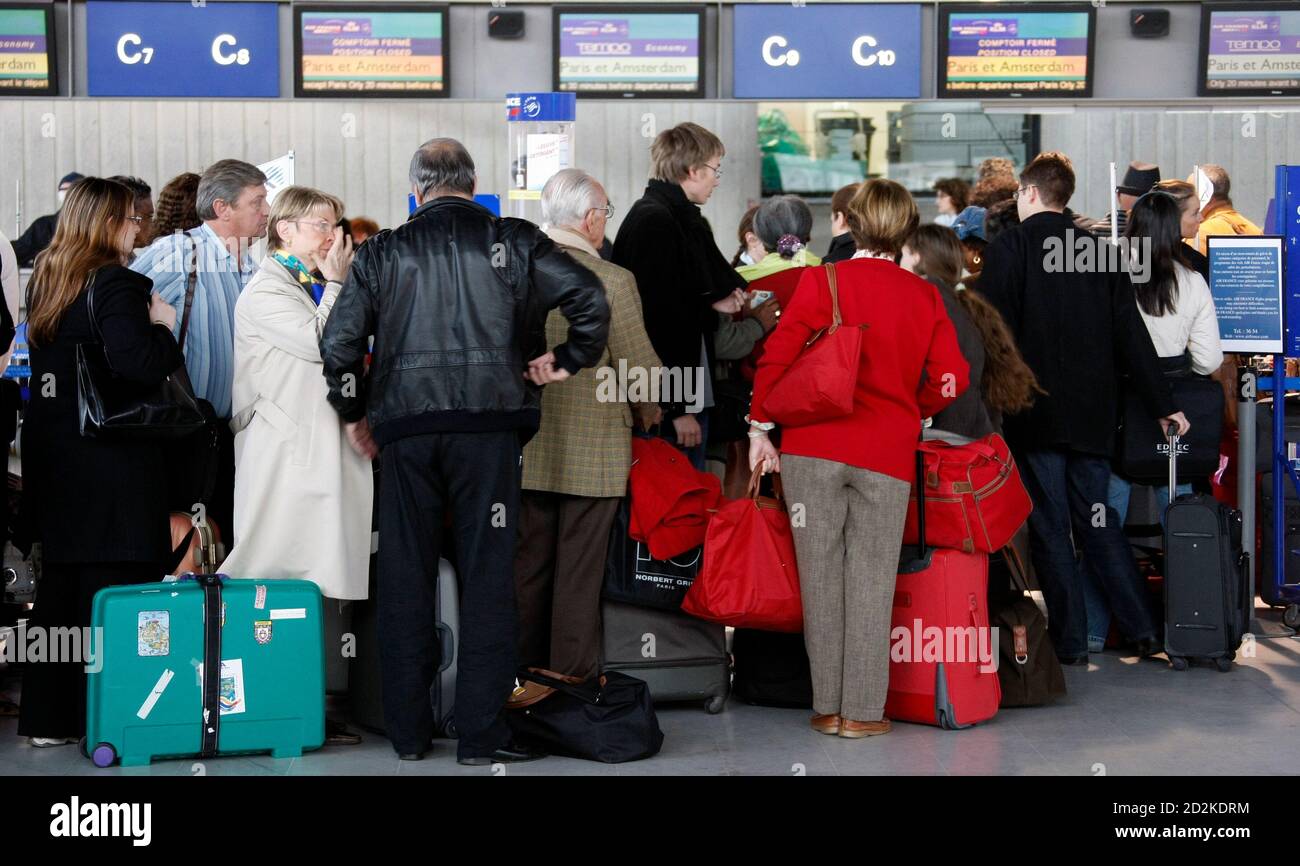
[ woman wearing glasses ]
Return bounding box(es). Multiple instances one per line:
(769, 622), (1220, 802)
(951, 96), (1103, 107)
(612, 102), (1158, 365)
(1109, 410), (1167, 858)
(222, 187), (373, 731)
(20, 177), (182, 746)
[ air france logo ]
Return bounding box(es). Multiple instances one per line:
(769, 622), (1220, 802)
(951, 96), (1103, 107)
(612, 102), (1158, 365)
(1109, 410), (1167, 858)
(523, 97), (541, 119)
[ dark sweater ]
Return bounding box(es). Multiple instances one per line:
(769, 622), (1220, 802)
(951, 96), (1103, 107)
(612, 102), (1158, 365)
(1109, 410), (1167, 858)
(612, 180), (745, 418)
(979, 210), (1174, 456)
(928, 279), (996, 441)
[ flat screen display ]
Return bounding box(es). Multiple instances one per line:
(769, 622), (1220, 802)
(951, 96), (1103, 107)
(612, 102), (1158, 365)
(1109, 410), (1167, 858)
(0, 3), (57, 96)
(294, 4), (447, 98)
(1200, 4), (1300, 97)
(553, 5), (704, 98)
(938, 4), (1095, 98)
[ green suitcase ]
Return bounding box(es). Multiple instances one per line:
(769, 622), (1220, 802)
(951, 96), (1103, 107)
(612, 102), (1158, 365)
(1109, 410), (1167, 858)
(86, 574), (325, 767)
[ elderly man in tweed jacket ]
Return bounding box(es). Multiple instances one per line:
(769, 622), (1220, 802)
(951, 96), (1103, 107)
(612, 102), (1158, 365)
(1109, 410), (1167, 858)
(516, 169), (662, 680)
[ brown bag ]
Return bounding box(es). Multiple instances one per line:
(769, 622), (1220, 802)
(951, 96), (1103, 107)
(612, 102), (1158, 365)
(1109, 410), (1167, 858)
(989, 545), (1066, 707)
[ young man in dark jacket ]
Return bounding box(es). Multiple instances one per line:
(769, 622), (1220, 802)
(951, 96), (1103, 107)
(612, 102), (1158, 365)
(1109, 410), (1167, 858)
(613, 122), (746, 469)
(979, 151), (1188, 666)
(321, 138), (610, 766)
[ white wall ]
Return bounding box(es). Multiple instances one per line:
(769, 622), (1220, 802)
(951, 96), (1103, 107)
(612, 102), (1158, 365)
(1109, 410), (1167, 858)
(1040, 109), (1300, 227)
(0, 98), (760, 253)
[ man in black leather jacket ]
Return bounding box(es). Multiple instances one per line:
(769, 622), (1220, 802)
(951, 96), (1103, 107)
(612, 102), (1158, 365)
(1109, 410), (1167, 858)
(321, 138), (609, 766)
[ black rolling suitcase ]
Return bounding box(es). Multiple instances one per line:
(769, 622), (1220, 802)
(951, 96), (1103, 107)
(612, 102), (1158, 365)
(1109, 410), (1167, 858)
(1259, 473), (1300, 607)
(1164, 428), (1250, 672)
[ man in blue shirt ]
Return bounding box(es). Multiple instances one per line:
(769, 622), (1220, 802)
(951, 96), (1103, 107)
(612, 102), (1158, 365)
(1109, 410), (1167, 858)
(132, 159), (269, 534)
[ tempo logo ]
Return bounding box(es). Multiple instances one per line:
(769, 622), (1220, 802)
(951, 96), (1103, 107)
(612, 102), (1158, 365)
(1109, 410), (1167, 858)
(49, 797), (152, 847)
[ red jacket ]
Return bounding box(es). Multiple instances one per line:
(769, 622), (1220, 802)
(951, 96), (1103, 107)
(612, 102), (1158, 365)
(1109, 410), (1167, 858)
(749, 259), (969, 483)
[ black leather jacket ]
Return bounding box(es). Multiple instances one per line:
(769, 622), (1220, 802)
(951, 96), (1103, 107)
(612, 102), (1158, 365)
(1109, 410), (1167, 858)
(321, 196), (610, 446)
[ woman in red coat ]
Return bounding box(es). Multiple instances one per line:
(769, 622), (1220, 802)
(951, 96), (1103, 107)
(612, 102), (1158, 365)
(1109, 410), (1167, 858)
(747, 179), (969, 739)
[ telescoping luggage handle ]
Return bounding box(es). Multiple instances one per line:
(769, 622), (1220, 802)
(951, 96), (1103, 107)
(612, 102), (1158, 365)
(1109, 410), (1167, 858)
(915, 448), (929, 556)
(181, 573), (224, 757)
(1167, 422), (1180, 501)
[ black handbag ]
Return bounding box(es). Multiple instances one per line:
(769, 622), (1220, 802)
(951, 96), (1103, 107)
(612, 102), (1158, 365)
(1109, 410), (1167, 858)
(602, 497), (700, 610)
(505, 668), (664, 763)
(76, 271), (206, 440)
(1118, 354), (1224, 484)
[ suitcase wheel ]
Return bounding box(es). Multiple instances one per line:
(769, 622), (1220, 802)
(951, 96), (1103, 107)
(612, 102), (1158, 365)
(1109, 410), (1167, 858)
(1169, 655), (1189, 671)
(1214, 657), (1233, 673)
(1284, 604), (1300, 630)
(90, 743), (117, 768)
(704, 695), (726, 715)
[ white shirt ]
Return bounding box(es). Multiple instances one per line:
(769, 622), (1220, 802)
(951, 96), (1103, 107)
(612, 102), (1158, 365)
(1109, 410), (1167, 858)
(1137, 262), (1224, 376)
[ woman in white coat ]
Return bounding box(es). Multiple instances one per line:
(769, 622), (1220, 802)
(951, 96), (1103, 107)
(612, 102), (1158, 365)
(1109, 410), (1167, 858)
(221, 186), (375, 683)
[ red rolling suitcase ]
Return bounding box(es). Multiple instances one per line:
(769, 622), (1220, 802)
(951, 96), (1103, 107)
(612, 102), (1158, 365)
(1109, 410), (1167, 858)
(885, 451), (1001, 729)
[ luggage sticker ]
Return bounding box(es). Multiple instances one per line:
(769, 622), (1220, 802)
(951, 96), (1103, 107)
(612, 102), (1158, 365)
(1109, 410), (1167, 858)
(269, 608), (306, 620)
(254, 620), (273, 645)
(255, 584), (267, 610)
(136, 668), (175, 720)
(197, 659), (247, 715)
(137, 611), (170, 657)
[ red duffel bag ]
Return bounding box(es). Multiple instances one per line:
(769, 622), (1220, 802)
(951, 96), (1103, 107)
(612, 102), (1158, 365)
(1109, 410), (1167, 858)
(681, 468), (803, 633)
(902, 433), (1032, 554)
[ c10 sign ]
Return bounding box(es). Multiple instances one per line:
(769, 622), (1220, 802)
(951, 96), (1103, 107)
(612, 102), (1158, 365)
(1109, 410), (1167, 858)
(733, 3), (921, 98)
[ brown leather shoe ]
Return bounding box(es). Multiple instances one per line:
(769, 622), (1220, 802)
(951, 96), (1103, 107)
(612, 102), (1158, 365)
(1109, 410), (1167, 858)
(810, 713), (842, 735)
(839, 718), (892, 738)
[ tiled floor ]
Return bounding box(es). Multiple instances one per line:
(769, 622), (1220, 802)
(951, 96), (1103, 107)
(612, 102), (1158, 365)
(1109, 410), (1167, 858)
(4, 613), (1298, 776)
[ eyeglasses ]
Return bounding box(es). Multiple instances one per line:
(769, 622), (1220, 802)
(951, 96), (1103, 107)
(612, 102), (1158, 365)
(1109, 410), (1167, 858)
(125, 216), (143, 225)
(589, 203), (615, 219)
(703, 163), (723, 179)
(1013, 184), (1038, 200)
(292, 219), (334, 233)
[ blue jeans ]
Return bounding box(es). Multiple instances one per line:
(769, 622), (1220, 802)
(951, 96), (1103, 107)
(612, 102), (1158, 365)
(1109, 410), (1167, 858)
(1018, 449), (1158, 658)
(1086, 475), (1189, 651)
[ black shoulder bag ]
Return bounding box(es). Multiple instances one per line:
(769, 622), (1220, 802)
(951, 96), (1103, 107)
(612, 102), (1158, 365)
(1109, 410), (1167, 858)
(76, 269), (206, 439)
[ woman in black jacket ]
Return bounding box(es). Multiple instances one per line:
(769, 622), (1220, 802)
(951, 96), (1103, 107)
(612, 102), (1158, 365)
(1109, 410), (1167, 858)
(18, 177), (183, 746)
(612, 122), (746, 470)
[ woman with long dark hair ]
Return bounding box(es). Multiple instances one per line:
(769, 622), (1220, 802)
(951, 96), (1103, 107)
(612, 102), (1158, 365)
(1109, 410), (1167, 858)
(19, 177), (183, 746)
(901, 224), (1043, 438)
(1092, 190), (1223, 652)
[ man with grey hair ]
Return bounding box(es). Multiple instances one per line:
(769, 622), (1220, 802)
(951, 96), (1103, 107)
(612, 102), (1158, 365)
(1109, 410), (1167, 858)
(322, 139), (610, 766)
(515, 168), (661, 682)
(132, 158), (270, 533)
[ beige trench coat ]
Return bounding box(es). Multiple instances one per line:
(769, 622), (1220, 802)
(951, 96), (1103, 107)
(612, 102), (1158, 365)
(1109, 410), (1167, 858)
(219, 256), (372, 600)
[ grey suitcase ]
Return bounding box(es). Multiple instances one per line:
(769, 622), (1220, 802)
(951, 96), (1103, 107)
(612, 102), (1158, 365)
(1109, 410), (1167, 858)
(1164, 430), (1250, 672)
(350, 532), (460, 737)
(601, 600), (728, 713)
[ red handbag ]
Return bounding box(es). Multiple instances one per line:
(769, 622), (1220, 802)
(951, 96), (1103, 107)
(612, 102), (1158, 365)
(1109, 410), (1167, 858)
(901, 434), (1032, 554)
(681, 468), (803, 633)
(761, 264), (864, 427)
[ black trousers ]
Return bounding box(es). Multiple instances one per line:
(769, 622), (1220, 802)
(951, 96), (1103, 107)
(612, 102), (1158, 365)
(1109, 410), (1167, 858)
(377, 430), (522, 760)
(17, 561), (159, 739)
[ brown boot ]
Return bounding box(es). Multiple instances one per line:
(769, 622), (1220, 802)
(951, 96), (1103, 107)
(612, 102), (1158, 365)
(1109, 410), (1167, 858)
(810, 713), (842, 735)
(839, 718), (891, 738)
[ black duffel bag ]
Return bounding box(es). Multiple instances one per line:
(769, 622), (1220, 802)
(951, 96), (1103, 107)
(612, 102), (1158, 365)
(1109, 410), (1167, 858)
(1118, 354), (1224, 484)
(505, 668), (664, 763)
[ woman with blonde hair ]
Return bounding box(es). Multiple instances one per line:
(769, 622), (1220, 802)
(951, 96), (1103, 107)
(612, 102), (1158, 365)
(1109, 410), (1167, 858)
(19, 177), (183, 746)
(748, 179), (969, 738)
(221, 185), (371, 606)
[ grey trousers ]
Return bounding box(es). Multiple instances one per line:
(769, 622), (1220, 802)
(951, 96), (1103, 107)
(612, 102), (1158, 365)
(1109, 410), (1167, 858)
(782, 454), (911, 721)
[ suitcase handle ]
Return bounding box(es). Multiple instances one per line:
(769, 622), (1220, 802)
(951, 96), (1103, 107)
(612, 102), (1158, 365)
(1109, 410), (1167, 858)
(914, 449), (928, 555)
(1167, 422), (1179, 501)
(178, 572), (226, 587)
(436, 622), (455, 674)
